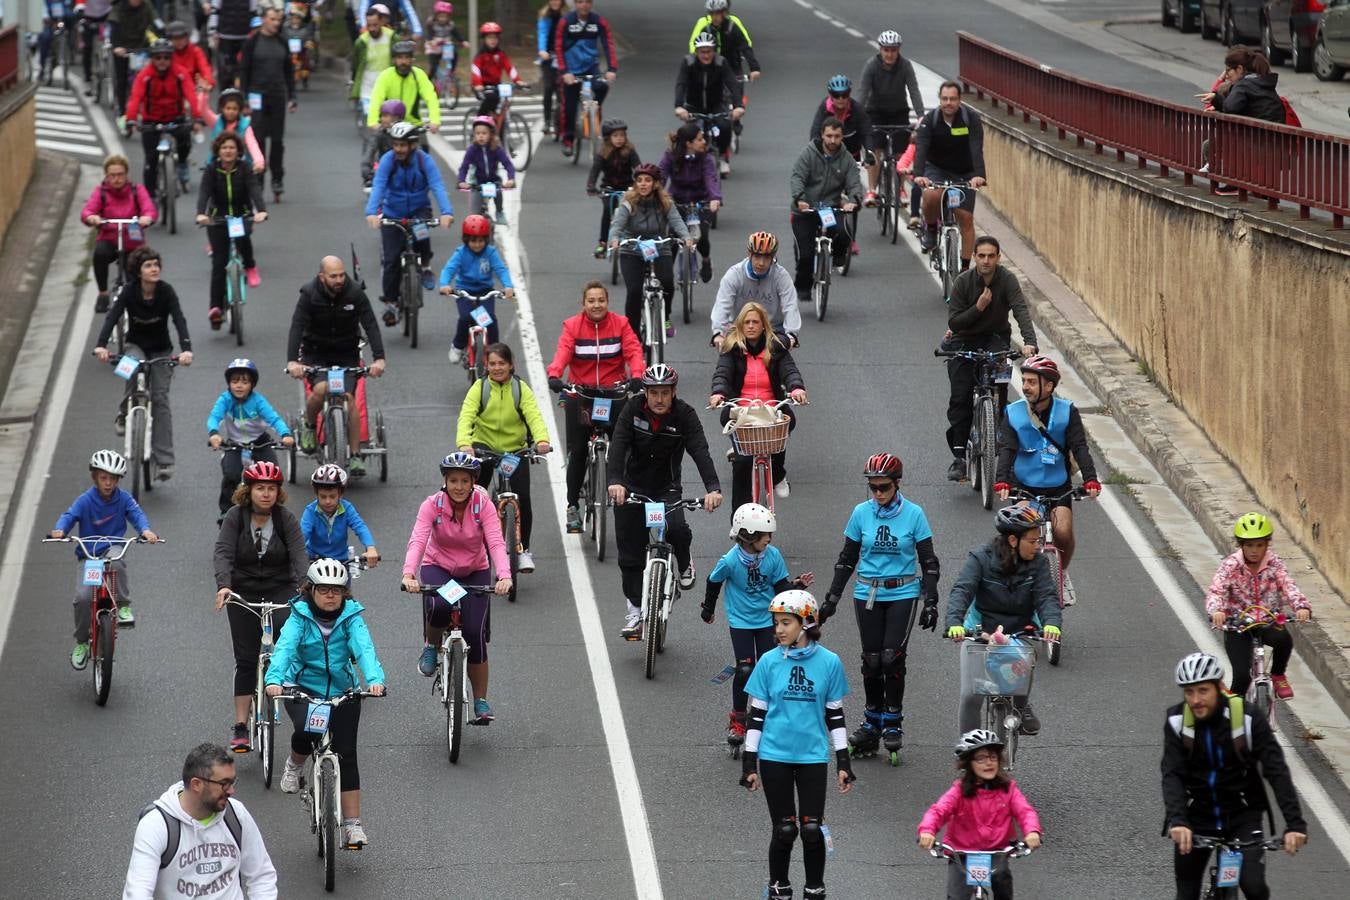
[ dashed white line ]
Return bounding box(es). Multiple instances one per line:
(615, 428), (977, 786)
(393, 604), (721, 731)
(812, 9), (831, 21)
(845, 27), (865, 38)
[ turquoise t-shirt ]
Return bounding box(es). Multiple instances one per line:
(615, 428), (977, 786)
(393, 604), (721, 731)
(843, 496), (933, 602)
(745, 643), (849, 764)
(707, 545), (788, 630)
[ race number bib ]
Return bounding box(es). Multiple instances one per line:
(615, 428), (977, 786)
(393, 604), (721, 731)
(498, 453), (520, 477)
(327, 368), (346, 394)
(498, 83), (513, 99)
(964, 853), (993, 887)
(946, 187), (964, 209)
(127, 222), (144, 241)
(638, 240), (658, 262)
(817, 207), (836, 228)
(994, 364), (1012, 384)
(1040, 443), (1060, 466)
(156, 136), (172, 153)
(288, 38), (302, 54)
(248, 92), (263, 111)
(437, 579), (467, 605)
(590, 397), (612, 422)
(480, 182), (498, 199)
(441, 43), (456, 58)
(52, 3), (67, 17)
(226, 216), (246, 238)
(82, 560), (105, 587)
(304, 702), (332, 734)
(470, 305), (494, 327)
(581, 80), (594, 100)
(130, 52), (148, 72)
(114, 356), (139, 380)
(412, 222), (431, 241)
(1216, 850), (1242, 888)
(644, 503), (666, 527)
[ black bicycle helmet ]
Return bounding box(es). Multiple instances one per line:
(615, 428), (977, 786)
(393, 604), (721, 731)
(601, 118), (628, 137)
(995, 504), (1044, 535)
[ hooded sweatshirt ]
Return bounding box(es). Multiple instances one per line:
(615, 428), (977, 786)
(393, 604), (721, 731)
(1214, 72), (1285, 124)
(122, 784), (277, 900)
(917, 778), (1042, 851)
(710, 258), (801, 338)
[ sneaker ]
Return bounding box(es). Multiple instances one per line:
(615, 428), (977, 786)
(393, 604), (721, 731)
(1271, 674), (1294, 700)
(1062, 572), (1077, 607)
(1198, 162), (1210, 174)
(343, 821), (368, 849)
(382, 301), (399, 327)
(272, 181), (284, 197)
(620, 611), (643, 640)
(774, 480), (790, 499)
(245, 267), (261, 288)
(230, 722), (251, 753)
(448, 346), (464, 364)
(209, 307), (225, 330)
(347, 458), (366, 479)
(117, 604), (136, 626)
(946, 458), (968, 482)
(421, 268), (435, 291)
(473, 698), (495, 722)
(1018, 704), (1041, 736)
(919, 226), (937, 251)
(907, 215), (921, 229)
(517, 549), (535, 573)
(70, 642), (90, 670)
(95, 292), (110, 313)
(280, 758), (302, 794)
(155, 465), (173, 482)
(594, 242), (607, 259)
(864, 190), (878, 207)
(718, 158), (731, 177)
(418, 644), (437, 677)
(699, 255), (712, 283)
(115, 413), (126, 436)
(298, 424), (317, 454)
(665, 319), (675, 339)
(1214, 184), (1239, 196)
(494, 210), (507, 225)
(565, 505), (583, 533)
(562, 139), (574, 157)
(679, 563), (697, 591)
(725, 447), (736, 462)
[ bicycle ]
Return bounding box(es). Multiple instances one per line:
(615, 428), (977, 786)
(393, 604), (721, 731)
(933, 347), (1020, 510)
(446, 289), (507, 384)
(212, 437), (287, 486)
(272, 687), (382, 890)
(801, 205), (848, 322)
(1007, 486), (1089, 667)
(90, 20), (115, 110)
(732, 74), (750, 155)
(222, 592), (291, 788)
(473, 446), (544, 603)
(104, 353), (178, 501)
(42, 535), (158, 706)
(570, 74), (603, 166)
(716, 397), (804, 513)
(673, 202), (707, 326)
(199, 217), (262, 346)
(98, 217), (140, 356)
(462, 82), (533, 171)
(927, 840), (1033, 899)
(1219, 606), (1293, 729)
(135, 120), (189, 235)
(920, 181), (974, 304)
(43, 14), (73, 89)
(621, 494), (704, 679)
(432, 40), (462, 110)
(871, 124), (910, 244)
(957, 630), (1044, 770)
(1188, 834), (1284, 899)
(561, 383), (628, 561)
(615, 236), (679, 364)
(289, 364), (390, 482)
(401, 578), (487, 764)
(380, 216), (439, 350)
(598, 190), (625, 284)
(460, 176), (511, 221)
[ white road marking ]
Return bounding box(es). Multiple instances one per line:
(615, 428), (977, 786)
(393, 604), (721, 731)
(845, 27), (865, 39)
(36, 139), (104, 156)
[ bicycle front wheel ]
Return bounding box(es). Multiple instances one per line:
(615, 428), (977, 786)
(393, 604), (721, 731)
(977, 397), (997, 510)
(163, 159), (178, 235)
(593, 450), (608, 562)
(502, 502), (519, 602)
(986, 698), (1018, 769)
(647, 291), (665, 364)
(319, 757), (338, 889)
(878, 166), (891, 236)
(813, 243), (830, 322)
(610, 243), (620, 285)
(328, 405), (349, 469)
(1249, 681), (1273, 723)
(678, 248), (693, 324)
(644, 560), (666, 679)
(507, 112), (533, 171)
(230, 263), (246, 346)
(128, 407), (146, 502)
(93, 609), (114, 706)
(471, 329), (487, 383)
(941, 230), (960, 302)
(259, 695), (276, 787)
(446, 641), (466, 763)
(403, 262), (420, 349)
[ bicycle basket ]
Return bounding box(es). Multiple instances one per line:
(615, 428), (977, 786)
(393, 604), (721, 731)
(726, 410), (790, 456)
(960, 641), (1035, 696)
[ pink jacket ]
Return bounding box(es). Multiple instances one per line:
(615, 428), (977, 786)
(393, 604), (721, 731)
(81, 180), (157, 246)
(403, 487), (510, 578)
(917, 780), (1041, 851)
(1205, 550), (1310, 620)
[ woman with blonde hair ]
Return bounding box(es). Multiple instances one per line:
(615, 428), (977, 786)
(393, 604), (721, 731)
(608, 163), (694, 341)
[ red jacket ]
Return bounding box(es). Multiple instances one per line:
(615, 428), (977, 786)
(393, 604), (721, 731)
(125, 65), (200, 123)
(172, 43), (214, 91)
(471, 49), (520, 89)
(547, 311), (644, 388)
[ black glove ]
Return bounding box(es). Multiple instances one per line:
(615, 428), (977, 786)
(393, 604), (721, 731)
(918, 598), (939, 632)
(700, 599), (716, 624)
(818, 593), (839, 626)
(547, 377), (566, 394)
(627, 378), (644, 394)
(836, 748), (856, 783)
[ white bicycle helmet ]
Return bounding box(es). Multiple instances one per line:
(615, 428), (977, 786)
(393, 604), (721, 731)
(954, 728), (1004, 758)
(307, 558), (351, 588)
(311, 464), (349, 489)
(877, 30), (902, 47)
(388, 121), (422, 142)
(768, 589), (818, 624)
(1175, 652), (1225, 686)
(89, 449), (128, 477)
(705, 0), (729, 11)
(692, 31), (717, 50)
(729, 503), (777, 539)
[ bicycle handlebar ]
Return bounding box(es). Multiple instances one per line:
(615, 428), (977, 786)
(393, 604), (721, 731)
(447, 289), (507, 301)
(933, 348), (1022, 361)
(43, 535), (162, 560)
(560, 382), (631, 400)
(197, 217), (264, 227)
(616, 237), (679, 247)
(298, 365), (371, 377)
(222, 592), (292, 618)
(622, 494), (705, 512)
(709, 397), (806, 410)
(379, 217), (441, 232)
(211, 439), (281, 452)
(1006, 487), (1090, 505)
(272, 687), (385, 706)
(967, 626), (1049, 645)
(929, 840), (1032, 861)
(1191, 835), (1283, 852)
(472, 447), (547, 465)
(99, 353), (180, 368)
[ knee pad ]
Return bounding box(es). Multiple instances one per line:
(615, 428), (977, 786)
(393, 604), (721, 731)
(799, 818), (824, 850)
(736, 657), (756, 683)
(881, 648), (905, 679)
(773, 817), (798, 848)
(860, 651), (883, 679)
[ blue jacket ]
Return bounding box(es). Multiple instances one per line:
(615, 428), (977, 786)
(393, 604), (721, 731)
(438, 243), (512, 295)
(364, 149), (453, 220)
(53, 486), (151, 559)
(555, 11), (617, 77)
(206, 389), (291, 444)
(265, 597), (386, 698)
(1005, 396), (1072, 488)
(301, 498), (376, 560)
(536, 14), (555, 55)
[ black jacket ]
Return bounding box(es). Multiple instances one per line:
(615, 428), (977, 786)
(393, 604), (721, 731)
(96, 281), (191, 354)
(607, 396), (721, 497)
(807, 98), (873, 151)
(674, 54), (739, 114)
(913, 105), (986, 179)
(196, 163), (266, 218)
(239, 29), (295, 101)
(1161, 700), (1307, 835)
(214, 503), (307, 595)
(944, 543), (1061, 634)
(287, 274), (386, 364)
(710, 336), (804, 400)
(587, 147), (641, 193)
(947, 265), (1036, 345)
(1214, 73), (1285, 124)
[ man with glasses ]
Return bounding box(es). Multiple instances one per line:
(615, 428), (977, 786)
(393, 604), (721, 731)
(124, 743), (278, 898)
(710, 231), (801, 349)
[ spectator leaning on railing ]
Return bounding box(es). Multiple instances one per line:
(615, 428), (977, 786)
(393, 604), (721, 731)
(1196, 47), (1287, 195)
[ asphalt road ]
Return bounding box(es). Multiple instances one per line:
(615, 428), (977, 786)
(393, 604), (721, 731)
(1, 1), (1347, 898)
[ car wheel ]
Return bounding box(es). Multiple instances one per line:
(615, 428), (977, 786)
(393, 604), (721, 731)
(1222, 4), (1237, 45)
(1291, 25), (1314, 73)
(1263, 20), (1289, 66)
(1313, 34), (1347, 82)
(1201, 5), (1219, 39)
(1161, 0), (1176, 29)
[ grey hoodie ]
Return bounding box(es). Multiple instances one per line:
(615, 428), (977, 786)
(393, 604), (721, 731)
(788, 138), (865, 212)
(710, 258), (802, 339)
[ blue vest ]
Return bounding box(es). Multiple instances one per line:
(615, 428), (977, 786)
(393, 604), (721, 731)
(208, 116), (254, 166)
(1006, 396), (1071, 488)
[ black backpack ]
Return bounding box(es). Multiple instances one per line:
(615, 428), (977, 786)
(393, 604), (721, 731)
(138, 801), (243, 869)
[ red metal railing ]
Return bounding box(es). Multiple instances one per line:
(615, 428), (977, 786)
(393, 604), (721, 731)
(957, 32), (1349, 228)
(0, 27), (20, 94)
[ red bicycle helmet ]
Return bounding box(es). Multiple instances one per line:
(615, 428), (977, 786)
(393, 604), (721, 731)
(1020, 354), (1061, 384)
(633, 163), (662, 181)
(462, 214), (492, 239)
(242, 460), (284, 484)
(863, 452), (903, 479)
(479, 21), (502, 34)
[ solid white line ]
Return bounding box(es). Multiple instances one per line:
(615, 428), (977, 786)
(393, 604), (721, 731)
(791, 0), (812, 8)
(425, 135), (665, 898)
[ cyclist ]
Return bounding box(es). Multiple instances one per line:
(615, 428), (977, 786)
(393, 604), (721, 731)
(456, 342), (553, 574)
(740, 589), (853, 900)
(587, 118), (641, 259)
(401, 452), (511, 723)
(688, 1), (760, 82)
(239, 7), (298, 200)
(808, 76), (873, 215)
(50, 449), (159, 663)
(93, 246), (193, 480)
(658, 122), (721, 282)
(208, 0), (254, 90)
(123, 743), (278, 899)
(213, 460), (307, 754)
(857, 30), (924, 207)
(471, 21), (526, 128)
(356, 0), (421, 38)
(365, 121), (455, 323)
(709, 302), (807, 508)
(437, 214), (515, 364)
(265, 558), (387, 849)
(554, 0), (618, 158)
(917, 730), (1042, 900)
(820, 452), (940, 761)
(675, 32), (744, 176)
(362, 99), (404, 192)
(537, 0), (567, 136)
(125, 39), (201, 196)
(82, 153), (157, 314)
(1205, 513), (1312, 700)
(993, 354), (1101, 577)
(943, 235), (1037, 483)
(711, 232), (801, 350)
(456, 116), (516, 225)
(202, 88), (265, 175)
(945, 505), (1060, 735)
(286, 255), (388, 477)
(607, 364), (722, 638)
(195, 132), (268, 329)
(913, 80), (986, 258)
(545, 281), (645, 533)
(206, 358), (295, 519)
(703, 504), (813, 749)
(366, 40), (441, 133)
(301, 464), (381, 570)
(166, 19), (213, 95)
(350, 5), (395, 125)
(608, 162), (694, 341)
(1163, 652), (1307, 900)
(109, 0), (158, 118)
(789, 117), (862, 304)
(427, 2), (469, 93)
(78, 0), (113, 96)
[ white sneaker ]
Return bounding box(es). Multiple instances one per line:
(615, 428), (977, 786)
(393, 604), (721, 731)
(719, 159), (731, 177)
(517, 550), (535, 573)
(280, 759), (302, 794)
(1062, 572), (1077, 607)
(679, 563), (697, 591)
(620, 610), (642, 640)
(448, 347), (464, 364)
(774, 480), (790, 499)
(343, 821), (368, 849)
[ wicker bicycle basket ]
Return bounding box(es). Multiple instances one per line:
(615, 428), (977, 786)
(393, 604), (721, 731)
(729, 416), (791, 456)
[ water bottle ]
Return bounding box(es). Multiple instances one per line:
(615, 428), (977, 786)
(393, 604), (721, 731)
(581, 79), (594, 101)
(820, 823), (836, 858)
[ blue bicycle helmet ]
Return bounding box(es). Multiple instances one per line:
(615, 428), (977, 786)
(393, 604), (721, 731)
(440, 451), (481, 474)
(225, 358), (259, 385)
(826, 74), (852, 95)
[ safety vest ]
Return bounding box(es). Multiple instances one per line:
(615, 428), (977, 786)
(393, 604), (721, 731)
(1005, 396), (1071, 488)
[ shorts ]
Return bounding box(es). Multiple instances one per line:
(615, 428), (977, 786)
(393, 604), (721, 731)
(922, 164), (977, 213)
(1020, 480), (1074, 511)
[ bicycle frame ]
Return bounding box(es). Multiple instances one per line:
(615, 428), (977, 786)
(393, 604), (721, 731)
(925, 181), (974, 302)
(624, 494), (702, 677)
(928, 841), (1032, 899)
(300, 365), (369, 467)
(872, 125), (910, 243)
(474, 446), (542, 602)
(108, 355), (177, 498)
(563, 383), (627, 560)
(616, 237), (677, 363)
(448, 289), (506, 382)
(934, 347), (1018, 509)
(1221, 605), (1290, 727)
(223, 592), (289, 786)
(1190, 834), (1283, 898)
(381, 217), (439, 349)
(573, 75), (602, 165)
(101, 218), (138, 353)
(716, 397), (803, 513)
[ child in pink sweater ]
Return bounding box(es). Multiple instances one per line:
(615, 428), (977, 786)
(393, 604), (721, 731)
(917, 729), (1042, 900)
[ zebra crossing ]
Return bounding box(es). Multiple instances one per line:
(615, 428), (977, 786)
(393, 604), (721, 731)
(35, 85), (105, 160)
(436, 91), (551, 152)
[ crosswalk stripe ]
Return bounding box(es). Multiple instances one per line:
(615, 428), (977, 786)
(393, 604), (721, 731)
(37, 138), (105, 157)
(37, 111), (92, 124)
(35, 85), (105, 158)
(36, 125), (99, 141)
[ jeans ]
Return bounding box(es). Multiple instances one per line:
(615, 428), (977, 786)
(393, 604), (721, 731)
(124, 347), (176, 466)
(72, 558), (129, 642)
(206, 220), (257, 310)
(251, 91), (288, 187)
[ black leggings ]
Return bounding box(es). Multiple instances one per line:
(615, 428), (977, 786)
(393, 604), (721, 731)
(1173, 814), (1270, 900)
(91, 240), (125, 293)
(729, 626), (775, 712)
(475, 456), (534, 550)
(619, 252), (674, 336)
(540, 61), (558, 127)
(1224, 626), (1293, 697)
(285, 697), (363, 791)
(562, 394), (624, 508)
(226, 584), (293, 697)
(721, 405), (795, 513)
(206, 222), (257, 310)
(854, 598), (918, 710)
(759, 760), (828, 888)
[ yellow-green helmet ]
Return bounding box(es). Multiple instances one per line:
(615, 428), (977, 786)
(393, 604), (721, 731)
(1233, 512), (1272, 541)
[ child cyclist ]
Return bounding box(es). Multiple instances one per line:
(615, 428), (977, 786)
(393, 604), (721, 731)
(457, 116), (516, 224)
(426, 2), (469, 92)
(740, 589), (854, 900)
(470, 21), (525, 122)
(202, 89), (265, 175)
(206, 358), (295, 519)
(917, 730), (1043, 900)
(363, 99), (405, 191)
(50, 450), (160, 666)
(438, 214), (515, 366)
(586, 119), (640, 259)
(1205, 512), (1312, 699)
(702, 503), (813, 752)
(301, 464), (381, 569)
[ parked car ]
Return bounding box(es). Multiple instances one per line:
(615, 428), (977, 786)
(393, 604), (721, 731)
(1200, 0), (1266, 43)
(1313, 0), (1350, 80)
(1261, 0), (1324, 71)
(1163, 0), (1205, 32)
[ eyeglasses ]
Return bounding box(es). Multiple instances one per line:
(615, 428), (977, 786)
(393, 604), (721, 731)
(970, 751), (1000, 763)
(867, 482), (894, 493)
(1020, 535), (1045, 545)
(199, 776), (237, 789)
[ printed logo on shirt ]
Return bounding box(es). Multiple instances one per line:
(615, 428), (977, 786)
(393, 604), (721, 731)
(746, 567), (767, 592)
(93, 513), (117, 527)
(478, 259), (492, 277)
(784, 664), (816, 701)
(873, 524), (900, 552)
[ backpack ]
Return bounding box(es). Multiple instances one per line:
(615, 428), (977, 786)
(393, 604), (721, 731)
(476, 375), (531, 441)
(1176, 692), (1249, 762)
(138, 800), (243, 869)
